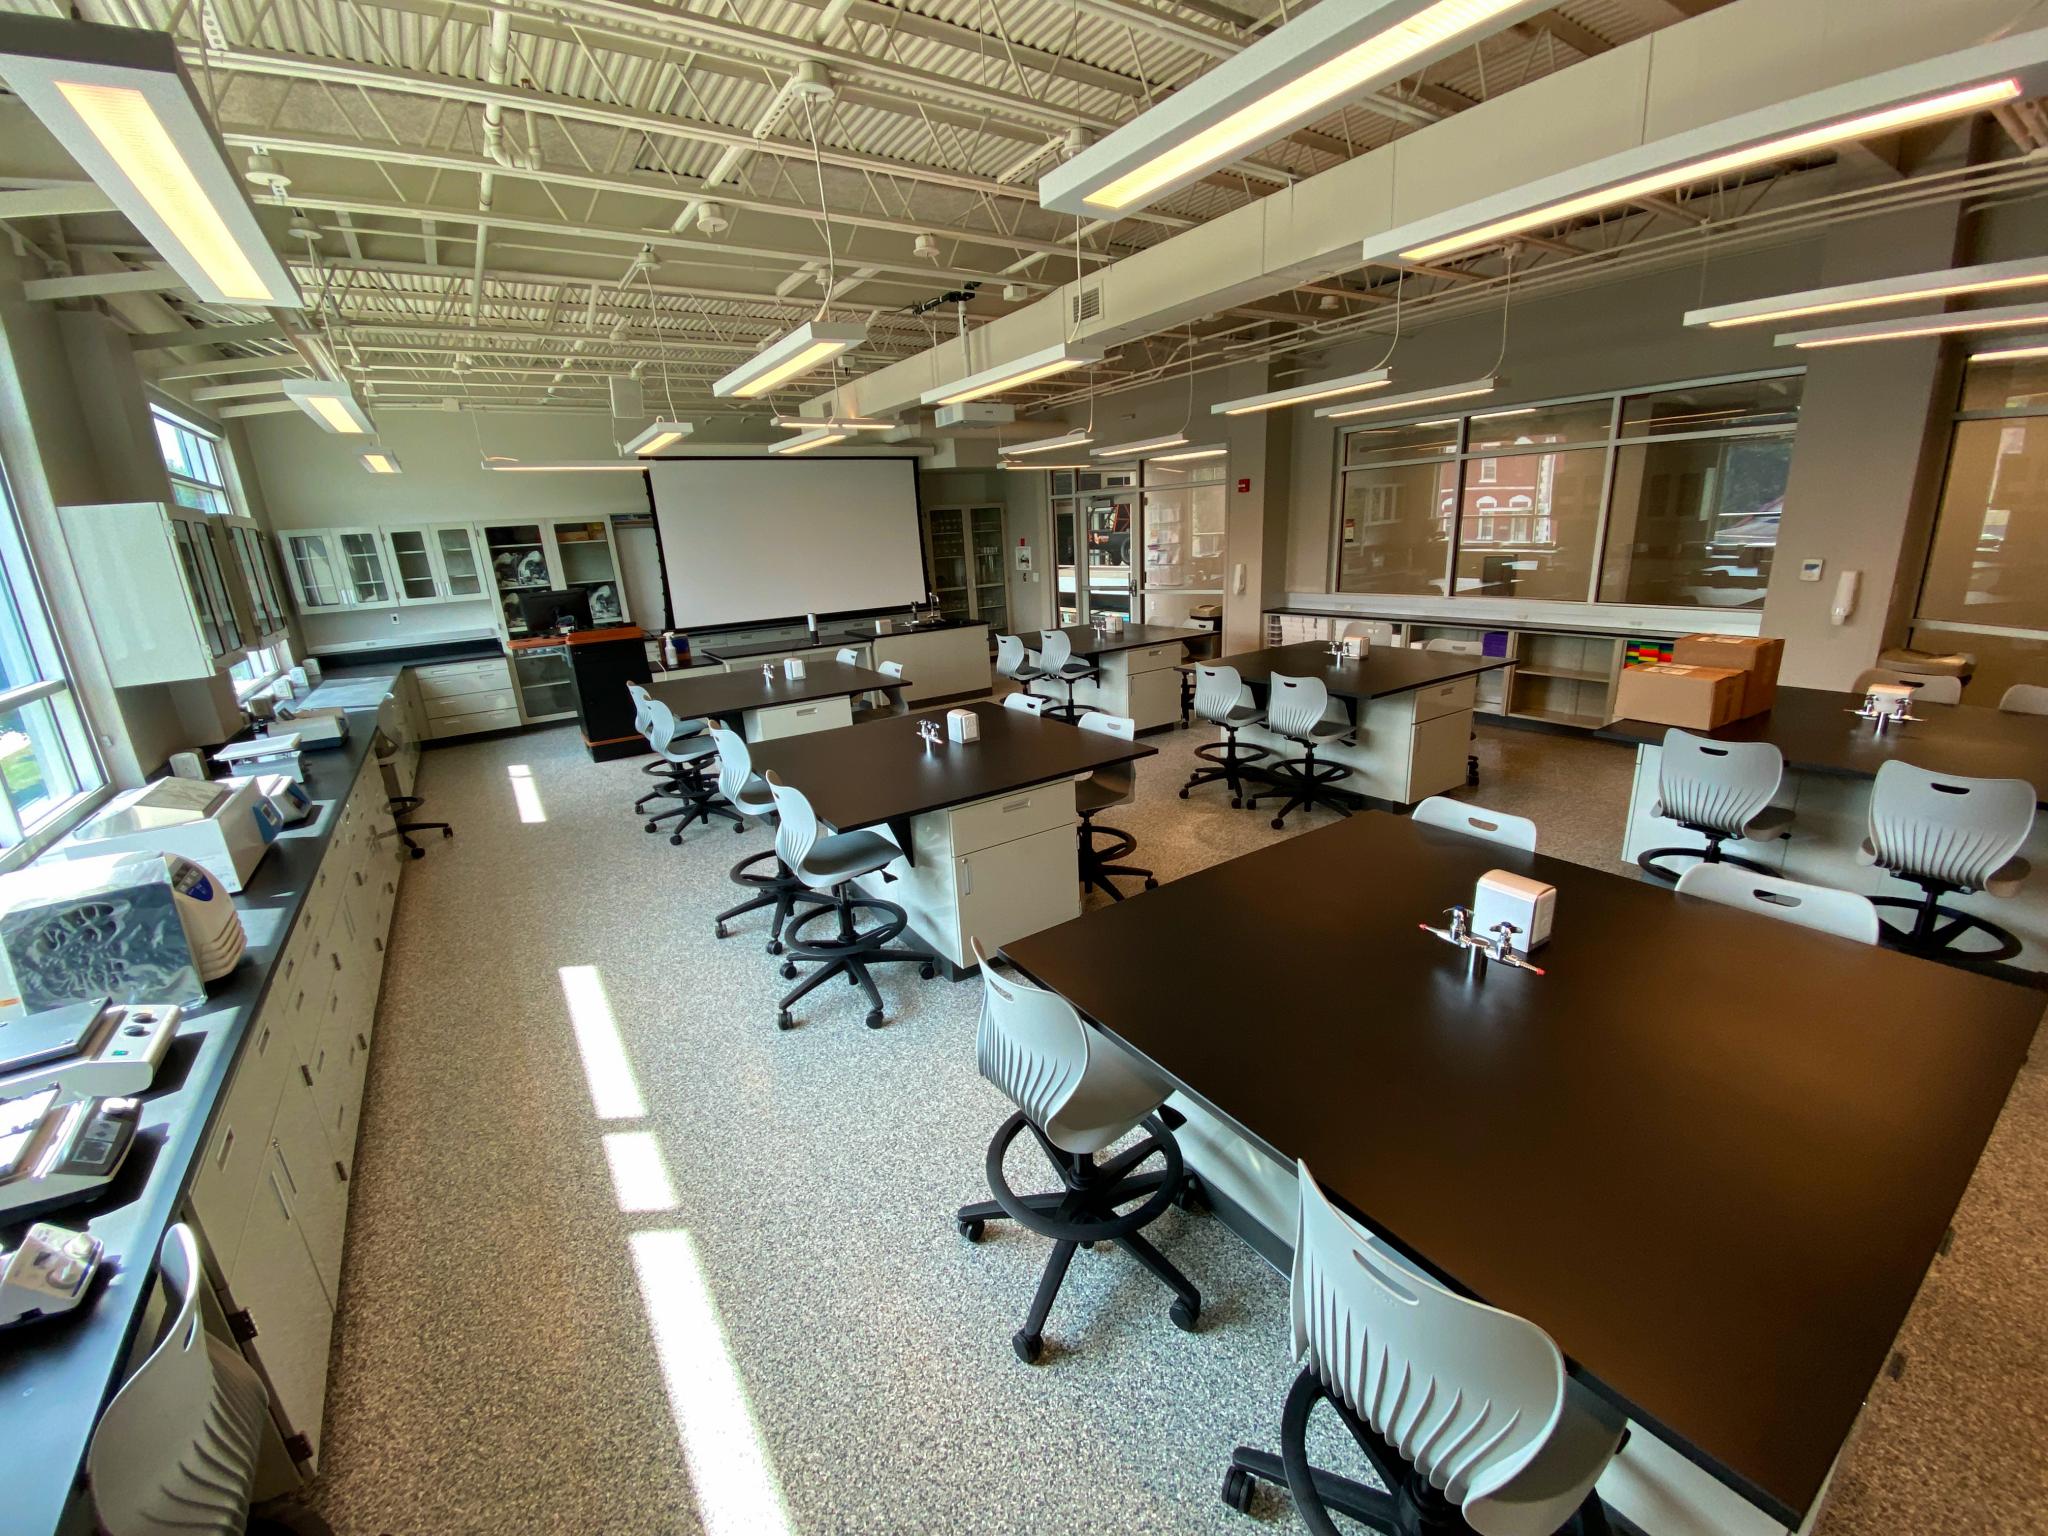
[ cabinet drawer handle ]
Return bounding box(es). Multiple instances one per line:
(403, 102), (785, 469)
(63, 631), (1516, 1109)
(332, 952), (342, 972)
(354, 870), (365, 886)
(374, 937), (384, 954)
(214, 1126), (235, 1170)
(300, 1063), (313, 1087)
(356, 1032), (368, 1052)
(795, 706), (817, 716)
(1002, 797), (1032, 813)
(335, 1160), (349, 1184)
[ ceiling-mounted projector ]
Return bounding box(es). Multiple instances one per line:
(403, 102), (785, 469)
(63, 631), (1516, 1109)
(934, 403), (1014, 429)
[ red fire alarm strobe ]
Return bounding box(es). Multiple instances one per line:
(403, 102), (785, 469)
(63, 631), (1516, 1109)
(1236, 477), (1252, 494)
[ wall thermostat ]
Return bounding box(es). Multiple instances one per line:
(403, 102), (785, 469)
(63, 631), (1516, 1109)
(1799, 559), (1825, 582)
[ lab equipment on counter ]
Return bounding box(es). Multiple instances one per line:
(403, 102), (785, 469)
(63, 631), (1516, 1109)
(243, 773), (313, 826)
(213, 731), (303, 783)
(0, 852), (244, 1018)
(0, 1087), (140, 1220)
(47, 777), (280, 892)
(0, 999), (179, 1104)
(0, 1221), (105, 1328)
(268, 704), (349, 748)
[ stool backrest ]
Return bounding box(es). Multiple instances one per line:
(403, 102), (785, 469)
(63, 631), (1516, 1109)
(1412, 796), (1536, 852)
(1343, 621), (1396, 646)
(88, 1223), (268, 1536)
(1676, 864), (1880, 944)
(1851, 668), (1962, 705)
(1866, 760), (2036, 890)
(1266, 672), (1332, 738)
(2000, 682), (2048, 716)
(628, 681), (656, 742)
(762, 770), (827, 887)
(1038, 628), (1077, 672)
(1290, 1163), (1594, 1528)
(645, 698), (706, 762)
(969, 936), (1089, 1137)
(995, 634), (1035, 679)
(1194, 664), (1251, 723)
(1078, 712), (1134, 742)
(878, 660), (905, 680)
(1656, 729), (1783, 836)
(835, 646), (861, 665)
(707, 725), (762, 809)
(1004, 692), (1047, 715)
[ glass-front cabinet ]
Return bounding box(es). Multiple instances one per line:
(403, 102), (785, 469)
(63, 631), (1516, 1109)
(922, 506), (1008, 627)
(485, 519), (629, 637)
(170, 514), (242, 661)
(436, 526), (486, 598)
(550, 520), (627, 627)
(382, 523), (488, 606)
(278, 527), (395, 613)
(483, 523), (551, 635)
(223, 519), (288, 640)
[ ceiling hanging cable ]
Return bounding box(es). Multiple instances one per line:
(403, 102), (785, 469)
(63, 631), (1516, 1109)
(803, 93), (837, 321)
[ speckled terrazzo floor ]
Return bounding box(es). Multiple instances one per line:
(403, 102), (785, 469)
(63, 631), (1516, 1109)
(303, 710), (2046, 1536)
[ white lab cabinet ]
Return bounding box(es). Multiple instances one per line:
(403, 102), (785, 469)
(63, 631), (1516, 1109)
(381, 523), (489, 607)
(278, 526), (396, 613)
(222, 518), (289, 644)
(484, 518), (630, 638)
(57, 500), (250, 684)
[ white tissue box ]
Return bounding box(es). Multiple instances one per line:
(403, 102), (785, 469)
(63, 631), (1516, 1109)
(1341, 635), (1366, 658)
(784, 657), (806, 679)
(1472, 869), (1553, 956)
(946, 708), (980, 743)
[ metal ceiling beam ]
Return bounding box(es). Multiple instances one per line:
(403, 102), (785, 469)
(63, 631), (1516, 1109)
(191, 380), (296, 400)
(219, 401), (304, 418)
(22, 267), (185, 301)
(0, 182), (120, 219)
(220, 128), (1107, 266)
(783, 0), (1146, 99)
(130, 321), (285, 351)
(153, 354), (304, 381)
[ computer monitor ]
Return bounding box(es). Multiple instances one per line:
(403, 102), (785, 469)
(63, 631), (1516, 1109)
(518, 587), (593, 634)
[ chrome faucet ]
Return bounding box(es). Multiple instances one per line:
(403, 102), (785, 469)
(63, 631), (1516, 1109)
(1419, 905), (1546, 975)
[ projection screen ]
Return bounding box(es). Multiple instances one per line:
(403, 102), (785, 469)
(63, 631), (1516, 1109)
(649, 457), (925, 630)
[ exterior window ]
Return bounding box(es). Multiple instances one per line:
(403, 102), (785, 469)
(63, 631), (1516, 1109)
(0, 465), (104, 855)
(152, 406), (239, 515)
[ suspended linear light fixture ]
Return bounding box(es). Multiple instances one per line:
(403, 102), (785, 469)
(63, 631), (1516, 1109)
(712, 320), (868, 399)
(1000, 429), (1095, 457)
(1973, 340), (2048, 363)
(0, 15), (301, 306)
(771, 415), (897, 432)
(359, 449), (402, 475)
(1092, 432), (1189, 459)
(282, 380), (374, 434)
(484, 459), (650, 473)
(1777, 301), (2048, 349)
(1684, 256), (2048, 331)
(1211, 367), (1392, 416)
(1039, 0), (1548, 217)
(771, 429), (847, 455)
(1384, 75), (2023, 264)
(623, 421), (695, 456)
(1315, 377), (1498, 420)
(1148, 445), (1228, 463)
(921, 343), (1106, 408)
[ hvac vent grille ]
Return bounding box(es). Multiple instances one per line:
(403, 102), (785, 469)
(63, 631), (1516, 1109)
(1071, 287), (1102, 324)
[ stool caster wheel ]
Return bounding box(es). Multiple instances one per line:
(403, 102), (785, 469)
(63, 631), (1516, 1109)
(1220, 1466), (1254, 1514)
(408, 845), (425, 861)
(780, 960), (799, 980)
(1175, 1175), (1206, 1212)
(919, 961), (938, 980)
(669, 833), (684, 846)
(1178, 787), (1190, 799)
(714, 922), (729, 940)
(776, 1010), (795, 1031)
(1143, 877), (1158, 890)
(1013, 1330), (1042, 1365)
(644, 821), (658, 834)
(1170, 1298), (1200, 1333)
(766, 939), (783, 956)
(864, 1008), (886, 1029)
(1271, 817), (1286, 831)
(956, 1217), (984, 1242)
(441, 827), (454, 840)
(733, 821), (746, 834)
(1230, 797), (1243, 809)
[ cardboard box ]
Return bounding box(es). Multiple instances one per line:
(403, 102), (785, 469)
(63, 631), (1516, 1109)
(1614, 664), (1746, 730)
(1671, 633), (1783, 717)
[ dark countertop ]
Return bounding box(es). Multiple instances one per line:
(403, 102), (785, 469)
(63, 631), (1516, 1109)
(0, 712), (389, 1536)
(748, 700), (1151, 837)
(1053, 623), (1204, 658)
(311, 638), (506, 674)
(1213, 640), (1509, 700)
(1004, 811), (2042, 1527)
(646, 660), (902, 722)
(1600, 686), (2048, 799)
(696, 631), (872, 662)
(1263, 606), (1725, 641)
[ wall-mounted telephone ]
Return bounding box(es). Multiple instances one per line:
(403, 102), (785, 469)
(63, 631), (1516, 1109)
(1831, 570), (1860, 627)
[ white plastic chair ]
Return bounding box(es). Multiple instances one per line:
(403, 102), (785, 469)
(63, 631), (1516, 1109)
(1036, 628), (1098, 719)
(1004, 691), (1047, 716)
(1999, 683), (2048, 716)
(1858, 759), (2035, 957)
(1250, 673), (1355, 829)
(835, 645), (862, 665)
(954, 937), (1199, 1362)
(1181, 664), (1270, 806)
(1221, 1164), (1624, 1536)
(645, 697), (738, 842)
(1636, 729), (1791, 883)
(88, 1224), (269, 1536)
(1850, 668), (1962, 705)
(995, 633), (1044, 686)
(1076, 713), (1154, 899)
(1676, 864), (1880, 945)
(854, 659), (909, 722)
(1412, 796), (1537, 852)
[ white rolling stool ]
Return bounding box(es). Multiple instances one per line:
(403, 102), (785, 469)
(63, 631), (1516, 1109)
(1634, 729), (1791, 884)
(1249, 674), (1356, 829)
(995, 634), (1046, 700)
(1180, 664), (1271, 808)
(1858, 759), (2035, 961)
(708, 726), (828, 955)
(1411, 796), (1536, 852)
(1036, 629), (1099, 721)
(1676, 864), (1880, 945)
(1075, 712), (1156, 900)
(1850, 668), (1962, 705)
(1221, 1163), (1625, 1536)
(1999, 683), (2048, 715)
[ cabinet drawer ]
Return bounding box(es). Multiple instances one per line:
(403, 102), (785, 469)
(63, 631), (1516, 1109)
(946, 781), (1076, 856)
(1122, 642), (1183, 674)
(188, 1003), (294, 1274)
(1408, 675), (1477, 725)
(229, 1148), (336, 1465)
(425, 685), (516, 720)
(431, 705), (522, 738)
(416, 659), (511, 697)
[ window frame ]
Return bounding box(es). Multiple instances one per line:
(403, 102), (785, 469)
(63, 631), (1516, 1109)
(1329, 366), (1803, 613)
(150, 402), (244, 518)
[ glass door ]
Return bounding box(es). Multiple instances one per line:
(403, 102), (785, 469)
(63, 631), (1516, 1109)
(968, 507), (1007, 629)
(549, 519), (627, 626)
(282, 530), (345, 611)
(1083, 488), (1135, 624)
(435, 526), (486, 599)
(1053, 500), (1081, 624)
(484, 523), (549, 635)
(513, 646), (576, 720)
(385, 528), (441, 604)
(925, 508), (970, 621)
(336, 530), (393, 606)
(1138, 458), (1227, 626)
